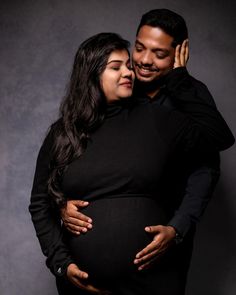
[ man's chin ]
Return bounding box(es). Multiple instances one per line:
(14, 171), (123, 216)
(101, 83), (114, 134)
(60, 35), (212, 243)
(135, 74), (155, 83)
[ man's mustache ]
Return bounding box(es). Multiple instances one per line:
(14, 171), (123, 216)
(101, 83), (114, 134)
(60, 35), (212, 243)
(135, 63), (160, 72)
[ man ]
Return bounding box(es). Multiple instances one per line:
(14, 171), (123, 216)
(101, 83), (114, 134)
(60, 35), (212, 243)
(58, 9), (234, 293)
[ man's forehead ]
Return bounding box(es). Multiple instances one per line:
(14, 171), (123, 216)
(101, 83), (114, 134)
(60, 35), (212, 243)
(135, 25), (173, 48)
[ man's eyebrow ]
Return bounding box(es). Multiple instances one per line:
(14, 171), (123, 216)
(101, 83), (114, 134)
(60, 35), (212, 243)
(155, 48), (169, 53)
(135, 40), (144, 46)
(135, 39), (169, 53)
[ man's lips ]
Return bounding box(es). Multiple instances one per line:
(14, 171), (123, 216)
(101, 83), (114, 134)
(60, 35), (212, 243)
(135, 64), (159, 75)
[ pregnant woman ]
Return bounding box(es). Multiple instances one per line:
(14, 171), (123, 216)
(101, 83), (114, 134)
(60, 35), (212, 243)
(29, 33), (234, 295)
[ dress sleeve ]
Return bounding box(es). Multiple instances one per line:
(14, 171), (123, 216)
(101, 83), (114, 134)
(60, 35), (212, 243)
(29, 128), (73, 277)
(163, 67), (235, 151)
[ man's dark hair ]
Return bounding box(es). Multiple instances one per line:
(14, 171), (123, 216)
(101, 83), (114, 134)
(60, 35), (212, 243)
(136, 9), (188, 47)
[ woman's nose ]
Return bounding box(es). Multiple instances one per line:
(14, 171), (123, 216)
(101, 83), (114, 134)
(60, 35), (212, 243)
(122, 66), (133, 78)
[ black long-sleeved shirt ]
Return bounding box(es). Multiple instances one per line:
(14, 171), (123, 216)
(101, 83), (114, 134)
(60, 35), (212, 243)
(29, 69), (234, 277)
(134, 67), (230, 236)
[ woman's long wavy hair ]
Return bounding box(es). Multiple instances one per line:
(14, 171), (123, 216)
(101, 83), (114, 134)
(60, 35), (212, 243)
(48, 33), (130, 207)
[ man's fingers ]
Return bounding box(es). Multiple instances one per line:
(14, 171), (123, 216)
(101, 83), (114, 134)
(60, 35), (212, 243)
(138, 255), (160, 271)
(174, 44), (181, 67)
(134, 248), (159, 265)
(66, 211), (92, 223)
(77, 211), (92, 223)
(185, 39), (189, 62)
(67, 200), (89, 208)
(66, 215), (93, 228)
(67, 229), (81, 235)
(136, 240), (159, 259)
(66, 223), (90, 234)
(180, 41), (186, 66)
(180, 39), (188, 66)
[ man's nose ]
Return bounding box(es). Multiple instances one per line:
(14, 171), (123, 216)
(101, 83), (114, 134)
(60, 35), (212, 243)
(140, 52), (153, 65)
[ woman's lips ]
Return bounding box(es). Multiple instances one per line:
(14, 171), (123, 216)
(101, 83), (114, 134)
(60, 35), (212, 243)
(119, 81), (133, 88)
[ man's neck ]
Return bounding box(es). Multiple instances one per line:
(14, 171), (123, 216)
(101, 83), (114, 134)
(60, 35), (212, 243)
(146, 87), (161, 99)
(136, 78), (165, 99)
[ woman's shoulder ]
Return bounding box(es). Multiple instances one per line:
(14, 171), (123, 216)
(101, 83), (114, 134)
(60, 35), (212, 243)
(39, 118), (62, 155)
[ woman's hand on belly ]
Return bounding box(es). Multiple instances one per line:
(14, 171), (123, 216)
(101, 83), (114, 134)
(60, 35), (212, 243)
(134, 225), (176, 270)
(67, 263), (111, 294)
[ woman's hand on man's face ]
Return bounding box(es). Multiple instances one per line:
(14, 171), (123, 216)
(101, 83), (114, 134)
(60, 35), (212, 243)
(61, 200), (92, 235)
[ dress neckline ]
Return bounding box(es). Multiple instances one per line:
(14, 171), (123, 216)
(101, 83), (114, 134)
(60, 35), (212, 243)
(105, 97), (135, 118)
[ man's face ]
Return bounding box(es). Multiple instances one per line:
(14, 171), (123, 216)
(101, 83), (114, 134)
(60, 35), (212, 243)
(132, 25), (175, 83)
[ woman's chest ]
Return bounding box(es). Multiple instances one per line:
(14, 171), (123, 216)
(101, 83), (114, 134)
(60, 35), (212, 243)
(62, 110), (173, 198)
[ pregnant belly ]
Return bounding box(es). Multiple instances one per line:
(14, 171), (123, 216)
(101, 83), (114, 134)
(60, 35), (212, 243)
(66, 197), (168, 284)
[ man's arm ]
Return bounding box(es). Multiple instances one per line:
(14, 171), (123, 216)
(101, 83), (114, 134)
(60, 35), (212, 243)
(165, 40), (234, 150)
(133, 153), (220, 270)
(133, 43), (229, 270)
(167, 152), (220, 237)
(164, 67), (235, 151)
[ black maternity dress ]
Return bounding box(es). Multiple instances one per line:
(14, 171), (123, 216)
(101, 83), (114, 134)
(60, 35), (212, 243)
(30, 95), (233, 295)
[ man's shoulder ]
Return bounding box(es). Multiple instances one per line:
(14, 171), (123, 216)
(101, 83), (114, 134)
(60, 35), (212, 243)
(188, 74), (216, 106)
(188, 74), (208, 89)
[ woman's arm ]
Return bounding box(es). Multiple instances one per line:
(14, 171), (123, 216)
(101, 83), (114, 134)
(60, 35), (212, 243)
(29, 129), (73, 277)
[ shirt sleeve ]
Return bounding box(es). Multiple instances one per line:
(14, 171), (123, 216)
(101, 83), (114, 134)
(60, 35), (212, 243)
(167, 152), (220, 237)
(163, 67), (235, 151)
(29, 128), (73, 277)
(160, 69), (224, 236)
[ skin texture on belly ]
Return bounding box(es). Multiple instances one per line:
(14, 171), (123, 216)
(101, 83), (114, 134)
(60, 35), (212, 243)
(66, 197), (168, 284)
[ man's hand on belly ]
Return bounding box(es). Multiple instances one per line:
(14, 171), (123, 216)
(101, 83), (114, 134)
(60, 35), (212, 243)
(61, 200), (93, 234)
(133, 225), (176, 270)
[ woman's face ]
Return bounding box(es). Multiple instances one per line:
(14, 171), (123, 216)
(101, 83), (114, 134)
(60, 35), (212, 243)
(100, 49), (135, 103)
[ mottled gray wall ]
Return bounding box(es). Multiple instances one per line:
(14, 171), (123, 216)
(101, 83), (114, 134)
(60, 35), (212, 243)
(0, 0), (235, 294)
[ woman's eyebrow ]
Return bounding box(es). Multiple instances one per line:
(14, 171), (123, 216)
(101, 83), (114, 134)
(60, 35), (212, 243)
(107, 60), (123, 64)
(107, 59), (130, 65)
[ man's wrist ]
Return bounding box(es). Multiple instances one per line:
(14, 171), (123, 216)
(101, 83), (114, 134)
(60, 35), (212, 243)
(174, 229), (183, 244)
(167, 225), (183, 244)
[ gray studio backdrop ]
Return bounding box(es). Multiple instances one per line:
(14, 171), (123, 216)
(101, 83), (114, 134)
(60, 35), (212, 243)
(1, 0), (235, 294)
